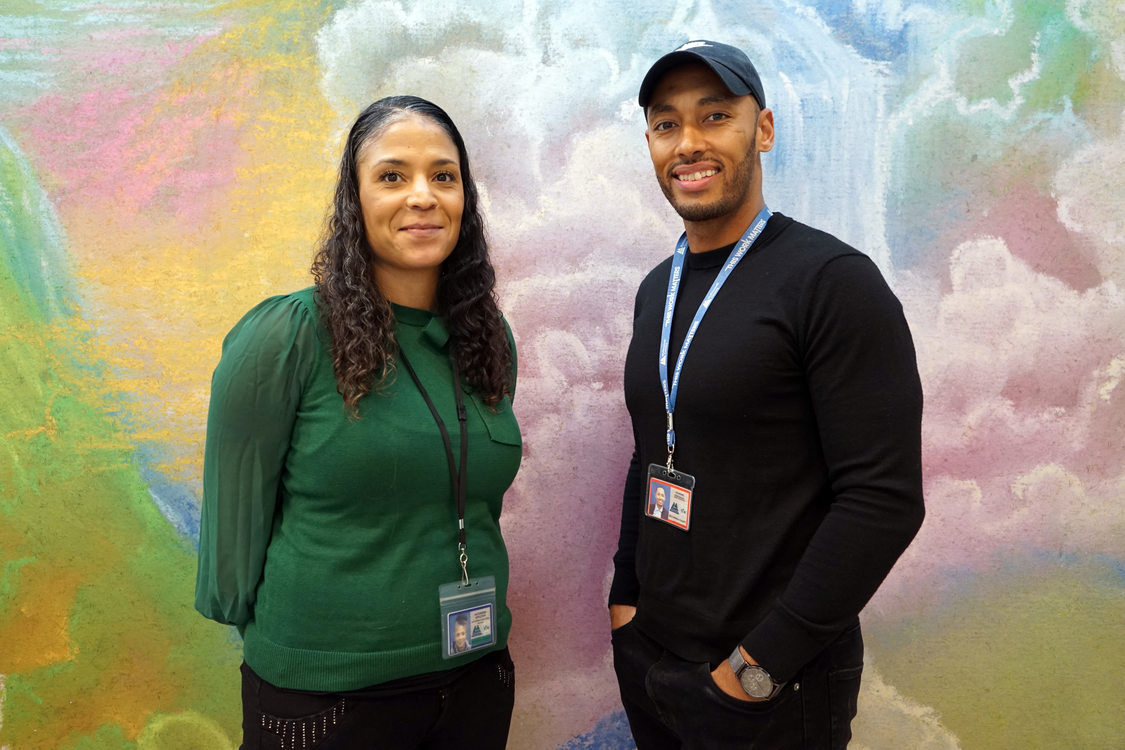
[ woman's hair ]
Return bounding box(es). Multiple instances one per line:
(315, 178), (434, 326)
(311, 95), (513, 412)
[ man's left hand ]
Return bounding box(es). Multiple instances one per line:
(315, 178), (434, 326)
(710, 647), (764, 702)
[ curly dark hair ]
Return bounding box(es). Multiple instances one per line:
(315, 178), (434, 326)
(311, 95), (513, 413)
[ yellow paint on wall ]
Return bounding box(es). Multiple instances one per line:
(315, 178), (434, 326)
(0, 564), (81, 672)
(48, 2), (339, 495)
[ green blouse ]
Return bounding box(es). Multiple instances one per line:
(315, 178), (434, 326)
(194, 287), (522, 691)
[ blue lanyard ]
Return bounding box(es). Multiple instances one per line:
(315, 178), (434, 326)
(659, 206), (771, 468)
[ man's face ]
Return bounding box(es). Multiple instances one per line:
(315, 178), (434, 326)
(644, 63), (772, 225)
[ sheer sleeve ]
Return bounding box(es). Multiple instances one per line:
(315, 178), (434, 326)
(194, 293), (319, 629)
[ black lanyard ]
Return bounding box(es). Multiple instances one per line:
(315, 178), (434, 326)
(397, 347), (470, 584)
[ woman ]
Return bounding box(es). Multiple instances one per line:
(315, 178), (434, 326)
(195, 96), (522, 749)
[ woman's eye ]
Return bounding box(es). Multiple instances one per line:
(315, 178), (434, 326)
(380, 171), (402, 183)
(435, 171), (456, 182)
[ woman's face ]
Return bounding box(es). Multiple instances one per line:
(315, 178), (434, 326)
(454, 622), (468, 650)
(356, 114), (464, 296)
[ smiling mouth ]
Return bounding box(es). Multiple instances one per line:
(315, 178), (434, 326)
(674, 168), (718, 182)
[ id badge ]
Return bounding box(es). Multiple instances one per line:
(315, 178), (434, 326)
(438, 575), (497, 659)
(646, 463), (694, 531)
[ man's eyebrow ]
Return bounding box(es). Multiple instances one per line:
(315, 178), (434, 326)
(698, 94), (736, 106)
(647, 94), (738, 119)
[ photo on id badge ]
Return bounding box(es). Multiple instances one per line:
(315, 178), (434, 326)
(646, 477), (690, 530)
(447, 605), (494, 657)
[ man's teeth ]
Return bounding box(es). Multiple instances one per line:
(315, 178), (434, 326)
(676, 169), (717, 181)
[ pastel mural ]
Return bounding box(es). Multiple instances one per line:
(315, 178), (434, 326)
(1, 1), (1122, 748)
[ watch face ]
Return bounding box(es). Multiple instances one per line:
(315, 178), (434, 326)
(740, 666), (773, 698)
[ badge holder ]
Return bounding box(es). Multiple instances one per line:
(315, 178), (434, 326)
(646, 463), (694, 531)
(439, 575), (497, 659)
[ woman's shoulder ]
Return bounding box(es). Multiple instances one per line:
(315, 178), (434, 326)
(221, 286), (322, 355)
(209, 288), (324, 433)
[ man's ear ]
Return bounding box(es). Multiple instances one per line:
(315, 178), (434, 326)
(757, 108), (775, 153)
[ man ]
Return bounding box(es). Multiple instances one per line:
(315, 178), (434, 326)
(608, 40), (924, 749)
(649, 485), (669, 519)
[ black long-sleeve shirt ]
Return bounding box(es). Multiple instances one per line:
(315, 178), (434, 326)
(609, 213), (924, 683)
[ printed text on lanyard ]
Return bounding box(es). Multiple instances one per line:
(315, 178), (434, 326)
(659, 206), (772, 471)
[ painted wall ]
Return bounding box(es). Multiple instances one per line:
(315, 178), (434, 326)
(1, 1), (1122, 748)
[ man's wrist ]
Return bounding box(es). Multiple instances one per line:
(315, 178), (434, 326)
(710, 659), (756, 701)
(728, 645), (785, 700)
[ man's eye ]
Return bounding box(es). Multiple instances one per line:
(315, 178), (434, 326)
(705, 112), (728, 122)
(653, 121), (675, 132)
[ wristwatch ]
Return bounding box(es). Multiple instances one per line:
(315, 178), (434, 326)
(728, 647), (785, 700)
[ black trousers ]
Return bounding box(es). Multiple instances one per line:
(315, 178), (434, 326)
(240, 648), (515, 750)
(612, 622), (863, 750)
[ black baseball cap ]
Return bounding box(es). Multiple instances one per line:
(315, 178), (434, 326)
(638, 40), (766, 111)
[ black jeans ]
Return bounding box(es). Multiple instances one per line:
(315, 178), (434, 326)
(240, 648), (515, 750)
(612, 622), (863, 750)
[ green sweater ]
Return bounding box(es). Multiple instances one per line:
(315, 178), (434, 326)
(194, 287), (522, 691)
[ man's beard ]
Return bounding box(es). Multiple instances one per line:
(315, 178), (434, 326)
(658, 145), (756, 223)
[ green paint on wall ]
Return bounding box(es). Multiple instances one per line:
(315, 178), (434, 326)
(950, 0), (1122, 117)
(867, 557), (1125, 749)
(1, 132), (241, 750)
(0, 128), (73, 319)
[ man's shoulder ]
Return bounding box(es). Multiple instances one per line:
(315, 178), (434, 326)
(766, 214), (863, 262)
(757, 214), (888, 294)
(636, 253), (677, 296)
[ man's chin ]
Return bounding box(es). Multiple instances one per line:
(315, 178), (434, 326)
(673, 202), (729, 223)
